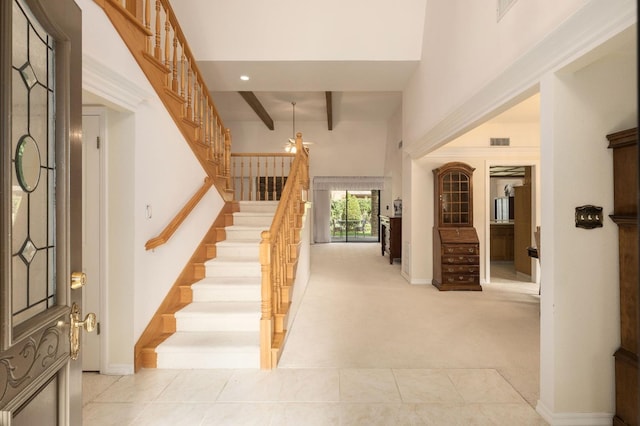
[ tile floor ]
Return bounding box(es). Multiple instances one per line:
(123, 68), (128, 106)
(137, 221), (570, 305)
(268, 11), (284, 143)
(83, 244), (546, 425)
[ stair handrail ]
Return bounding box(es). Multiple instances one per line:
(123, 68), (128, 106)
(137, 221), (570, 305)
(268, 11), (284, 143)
(97, 0), (233, 196)
(145, 177), (214, 250)
(259, 133), (310, 369)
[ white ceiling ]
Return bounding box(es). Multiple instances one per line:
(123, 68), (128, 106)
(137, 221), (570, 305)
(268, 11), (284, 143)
(162, 1), (547, 128)
(170, 0), (425, 125)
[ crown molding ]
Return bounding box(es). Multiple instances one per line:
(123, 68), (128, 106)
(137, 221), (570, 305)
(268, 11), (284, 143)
(82, 54), (153, 111)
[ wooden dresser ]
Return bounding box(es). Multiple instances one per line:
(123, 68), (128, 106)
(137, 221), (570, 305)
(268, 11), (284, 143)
(380, 215), (401, 264)
(432, 162), (482, 291)
(608, 127), (638, 426)
(433, 227), (480, 290)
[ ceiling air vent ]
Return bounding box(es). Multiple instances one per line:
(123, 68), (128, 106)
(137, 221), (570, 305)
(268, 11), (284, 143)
(490, 137), (510, 146)
(497, 0), (518, 21)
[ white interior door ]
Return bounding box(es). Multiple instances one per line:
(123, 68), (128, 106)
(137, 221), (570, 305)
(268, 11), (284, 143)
(82, 112), (103, 372)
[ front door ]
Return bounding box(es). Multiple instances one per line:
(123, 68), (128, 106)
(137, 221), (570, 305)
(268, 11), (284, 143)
(1, 0), (86, 425)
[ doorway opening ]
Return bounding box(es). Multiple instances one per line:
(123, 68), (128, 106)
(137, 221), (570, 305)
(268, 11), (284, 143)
(329, 190), (380, 242)
(488, 165), (535, 283)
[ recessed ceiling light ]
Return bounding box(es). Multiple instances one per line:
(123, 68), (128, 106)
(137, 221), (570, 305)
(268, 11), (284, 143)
(240, 75), (250, 81)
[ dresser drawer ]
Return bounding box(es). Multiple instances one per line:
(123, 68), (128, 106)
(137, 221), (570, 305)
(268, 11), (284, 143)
(442, 255), (479, 265)
(442, 274), (480, 285)
(442, 245), (478, 255)
(442, 265), (478, 274)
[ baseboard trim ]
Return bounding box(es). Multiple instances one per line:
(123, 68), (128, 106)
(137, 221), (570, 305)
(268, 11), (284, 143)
(103, 363), (135, 376)
(537, 400), (613, 426)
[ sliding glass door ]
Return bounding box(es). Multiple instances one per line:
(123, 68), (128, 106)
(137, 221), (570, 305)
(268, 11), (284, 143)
(330, 190), (380, 242)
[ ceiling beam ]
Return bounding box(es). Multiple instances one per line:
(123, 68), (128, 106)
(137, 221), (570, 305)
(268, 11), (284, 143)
(325, 91), (333, 131)
(238, 91), (274, 130)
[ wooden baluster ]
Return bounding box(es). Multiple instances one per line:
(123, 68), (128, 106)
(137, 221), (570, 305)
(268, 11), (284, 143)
(163, 16), (169, 68)
(272, 155), (277, 201)
(225, 129), (231, 191)
(251, 156), (256, 201)
(171, 36), (178, 92)
(198, 84), (204, 137)
(193, 79), (198, 126)
(249, 157), (253, 201)
(280, 156), (285, 199)
(186, 64), (192, 120)
(144, 0), (151, 53)
(206, 107), (211, 157)
(240, 157), (244, 201)
(179, 50), (185, 100)
(154, 1), (161, 60)
(164, 18), (170, 84)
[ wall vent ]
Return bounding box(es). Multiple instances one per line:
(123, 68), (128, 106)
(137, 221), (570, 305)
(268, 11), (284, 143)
(497, 0), (518, 21)
(490, 137), (510, 146)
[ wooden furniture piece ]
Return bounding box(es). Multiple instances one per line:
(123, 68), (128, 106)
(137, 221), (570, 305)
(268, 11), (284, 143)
(608, 127), (638, 426)
(490, 222), (514, 261)
(380, 215), (401, 264)
(432, 162), (482, 291)
(514, 168), (532, 276)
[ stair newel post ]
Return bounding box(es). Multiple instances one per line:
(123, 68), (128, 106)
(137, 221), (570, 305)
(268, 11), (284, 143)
(259, 230), (274, 369)
(295, 132), (303, 153)
(153, 0), (162, 60)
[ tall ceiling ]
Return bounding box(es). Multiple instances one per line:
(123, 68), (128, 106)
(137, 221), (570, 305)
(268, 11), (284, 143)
(170, 0), (427, 126)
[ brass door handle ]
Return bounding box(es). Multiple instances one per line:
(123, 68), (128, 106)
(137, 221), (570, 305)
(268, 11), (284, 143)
(69, 302), (97, 360)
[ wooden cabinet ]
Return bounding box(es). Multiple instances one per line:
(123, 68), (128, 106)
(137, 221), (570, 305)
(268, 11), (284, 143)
(608, 127), (638, 426)
(432, 162), (481, 291)
(490, 223), (514, 261)
(380, 216), (401, 264)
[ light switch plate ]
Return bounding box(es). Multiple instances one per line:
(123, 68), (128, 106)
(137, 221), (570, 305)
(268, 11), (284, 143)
(575, 205), (603, 229)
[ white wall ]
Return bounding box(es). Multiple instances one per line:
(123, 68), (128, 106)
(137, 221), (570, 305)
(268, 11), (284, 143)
(227, 119), (388, 178)
(538, 50), (637, 417)
(172, 0), (426, 61)
(403, 0), (636, 156)
(79, 0), (225, 372)
(382, 107), (403, 217)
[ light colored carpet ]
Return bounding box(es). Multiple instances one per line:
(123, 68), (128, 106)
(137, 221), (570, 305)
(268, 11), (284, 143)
(278, 243), (540, 406)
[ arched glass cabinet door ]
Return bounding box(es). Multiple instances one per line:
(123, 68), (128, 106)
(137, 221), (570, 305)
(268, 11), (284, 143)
(433, 162), (475, 227)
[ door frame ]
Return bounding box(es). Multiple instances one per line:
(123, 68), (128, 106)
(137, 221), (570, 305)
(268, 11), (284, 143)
(82, 107), (108, 373)
(0, 0), (83, 424)
(484, 160), (540, 284)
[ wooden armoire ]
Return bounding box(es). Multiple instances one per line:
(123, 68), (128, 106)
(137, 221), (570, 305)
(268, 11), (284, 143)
(432, 162), (482, 291)
(608, 127), (638, 426)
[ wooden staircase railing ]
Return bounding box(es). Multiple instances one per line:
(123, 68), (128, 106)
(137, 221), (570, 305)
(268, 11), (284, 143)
(259, 133), (310, 369)
(231, 153), (296, 201)
(94, 0), (233, 200)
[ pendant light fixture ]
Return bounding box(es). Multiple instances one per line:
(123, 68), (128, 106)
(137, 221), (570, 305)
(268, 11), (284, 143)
(284, 101), (313, 153)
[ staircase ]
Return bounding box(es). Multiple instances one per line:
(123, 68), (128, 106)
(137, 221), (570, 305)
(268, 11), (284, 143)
(155, 201), (277, 368)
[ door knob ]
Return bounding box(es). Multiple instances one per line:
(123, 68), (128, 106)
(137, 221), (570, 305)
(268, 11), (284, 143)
(69, 302), (97, 360)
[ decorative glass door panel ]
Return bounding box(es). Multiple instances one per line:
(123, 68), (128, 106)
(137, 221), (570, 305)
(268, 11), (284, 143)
(11, 0), (56, 326)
